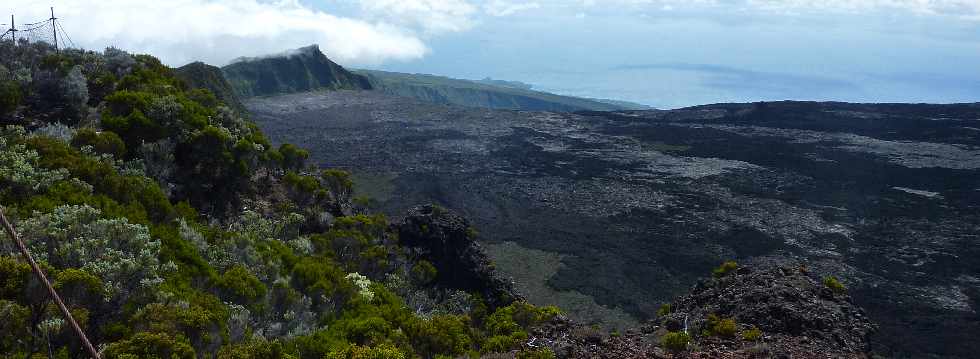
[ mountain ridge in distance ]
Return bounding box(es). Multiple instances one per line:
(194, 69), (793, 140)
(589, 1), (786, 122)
(205, 44), (652, 112)
(357, 69), (653, 112)
(221, 44), (373, 98)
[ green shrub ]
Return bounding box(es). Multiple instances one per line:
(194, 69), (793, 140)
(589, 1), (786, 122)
(0, 256), (32, 300)
(19, 205), (164, 304)
(0, 300), (32, 353)
(410, 260), (438, 285)
(283, 171), (319, 194)
(53, 268), (105, 305)
(481, 302), (559, 353)
(712, 261), (738, 278)
(71, 128), (126, 158)
(322, 169), (353, 198)
(279, 143), (308, 171)
(706, 314), (737, 338)
(407, 315), (473, 357)
(657, 303), (672, 317)
(27, 135), (174, 222)
(661, 331), (690, 351)
(823, 276), (846, 294)
(743, 326), (762, 341)
(0, 80), (22, 116)
(292, 257), (353, 303)
(482, 333), (526, 354)
(518, 348), (556, 359)
(217, 338), (296, 359)
(0, 135), (69, 199)
(327, 343), (406, 359)
(102, 332), (196, 359)
(215, 265), (266, 304)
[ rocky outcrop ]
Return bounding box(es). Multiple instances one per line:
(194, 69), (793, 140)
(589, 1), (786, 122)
(655, 264), (876, 357)
(396, 204), (521, 309)
(523, 263), (876, 358)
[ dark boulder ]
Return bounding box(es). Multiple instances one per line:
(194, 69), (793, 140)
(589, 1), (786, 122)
(396, 204), (522, 309)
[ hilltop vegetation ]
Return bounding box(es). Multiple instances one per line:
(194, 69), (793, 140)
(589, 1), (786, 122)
(0, 40), (562, 358)
(174, 61), (246, 115)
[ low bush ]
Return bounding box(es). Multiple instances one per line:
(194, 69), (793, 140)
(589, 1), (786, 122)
(215, 265), (267, 305)
(71, 128), (126, 158)
(661, 331), (690, 351)
(0, 80), (22, 116)
(706, 314), (737, 338)
(712, 261), (738, 278)
(823, 276), (846, 294)
(743, 326), (762, 341)
(518, 348), (556, 359)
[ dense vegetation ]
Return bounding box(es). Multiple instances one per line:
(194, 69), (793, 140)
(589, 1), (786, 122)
(0, 39), (558, 358)
(174, 62), (247, 115)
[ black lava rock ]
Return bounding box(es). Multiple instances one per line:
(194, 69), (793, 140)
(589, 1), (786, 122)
(396, 204), (522, 309)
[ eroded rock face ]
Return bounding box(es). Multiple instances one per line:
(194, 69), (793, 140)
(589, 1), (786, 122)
(396, 204), (522, 309)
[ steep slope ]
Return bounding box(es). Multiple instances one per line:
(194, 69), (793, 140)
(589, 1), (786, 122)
(222, 45), (372, 98)
(356, 69), (650, 112)
(174, 61), (247, 114)
(247, 91), (980, 359)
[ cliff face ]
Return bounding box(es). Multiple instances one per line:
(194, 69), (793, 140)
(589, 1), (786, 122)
(222, 45), (372, 98)
(397, 204), (523, 309)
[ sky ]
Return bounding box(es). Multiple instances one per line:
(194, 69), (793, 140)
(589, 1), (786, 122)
(4, 0), (980, 108)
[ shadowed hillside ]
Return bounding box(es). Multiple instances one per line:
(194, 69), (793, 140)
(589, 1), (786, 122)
(175, 61), (246, 114)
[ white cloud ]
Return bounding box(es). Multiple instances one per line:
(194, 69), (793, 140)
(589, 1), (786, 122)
(7, 0), (977, 69)
(346, 0), (480, 34)
(483, 0), (542, 16)
(8, 0), (429, 66)
(568, 0), (980, 19)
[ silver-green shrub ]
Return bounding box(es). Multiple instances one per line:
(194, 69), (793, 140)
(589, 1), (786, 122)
(16, 205), (169, 303)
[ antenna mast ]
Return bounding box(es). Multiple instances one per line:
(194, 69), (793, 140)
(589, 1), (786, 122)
(50, 7), (57, 50)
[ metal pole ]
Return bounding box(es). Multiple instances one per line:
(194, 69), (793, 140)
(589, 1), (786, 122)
(10, 14), (15, 44)
(50, 7), (58, 50)
(0, 207), (101, 359)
